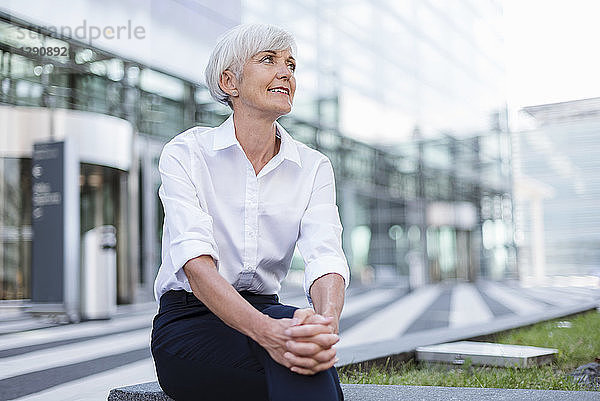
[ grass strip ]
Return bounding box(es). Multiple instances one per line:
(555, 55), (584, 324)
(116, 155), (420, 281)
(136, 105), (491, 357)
(339, 309), (600, 391)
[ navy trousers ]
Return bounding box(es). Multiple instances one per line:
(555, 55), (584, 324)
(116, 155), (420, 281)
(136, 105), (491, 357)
(151, 290), (344, 401)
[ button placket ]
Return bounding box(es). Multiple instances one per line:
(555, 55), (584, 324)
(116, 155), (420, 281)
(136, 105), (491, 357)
(243, 165), (259, 279)
(251, 180), (259, 269)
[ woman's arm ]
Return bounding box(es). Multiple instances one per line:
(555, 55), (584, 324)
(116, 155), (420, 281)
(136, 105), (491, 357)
(184, 255), (292, 368)
(309, 273), (345, 334)
(183, 255), (339, 373)
(282, 273), (345, 375)
(283, 157), (349, 374)
(296, 157), (350, 312)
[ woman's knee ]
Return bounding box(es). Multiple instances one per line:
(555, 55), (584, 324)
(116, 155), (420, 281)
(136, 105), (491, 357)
(152, 346), (268, 401)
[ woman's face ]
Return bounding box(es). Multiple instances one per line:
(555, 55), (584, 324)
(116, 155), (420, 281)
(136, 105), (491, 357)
(233, 48), (296, 118)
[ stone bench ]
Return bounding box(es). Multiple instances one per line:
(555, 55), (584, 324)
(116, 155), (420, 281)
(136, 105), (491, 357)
(108, 381), (600, 400)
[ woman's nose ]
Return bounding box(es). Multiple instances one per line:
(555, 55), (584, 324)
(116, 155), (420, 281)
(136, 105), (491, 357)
(276, 62), (291, 78)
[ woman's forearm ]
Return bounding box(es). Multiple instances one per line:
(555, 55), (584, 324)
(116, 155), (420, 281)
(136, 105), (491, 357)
(309, 273), (345, 333)
(183, 255), (270, 341)
(183, 255), (338, 373)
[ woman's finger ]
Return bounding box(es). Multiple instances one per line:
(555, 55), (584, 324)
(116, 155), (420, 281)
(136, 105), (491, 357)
(302, 314), (333, 325)
(285, 340), (322, 356)
(307, 347), (337, 363)
(292, 310), (334, 327)
(283, 352), (319, 369)
(285, 323), (333, 337)
(284, 350), (336, 369)
(288, 333), (339, 348)
(292, 308), (315, 326)
(286, 338), (337, 356)
(290, 357), (339, 376)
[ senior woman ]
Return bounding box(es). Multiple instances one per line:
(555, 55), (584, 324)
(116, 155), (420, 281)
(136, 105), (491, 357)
(150, 24), (349, 401)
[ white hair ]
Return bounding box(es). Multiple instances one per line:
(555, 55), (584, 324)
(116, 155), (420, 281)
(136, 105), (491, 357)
(204, 24), (297, 108)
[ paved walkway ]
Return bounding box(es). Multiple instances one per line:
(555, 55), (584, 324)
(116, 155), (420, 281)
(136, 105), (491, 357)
(333, 280), (598, 351)
(0, 280), (598, 400)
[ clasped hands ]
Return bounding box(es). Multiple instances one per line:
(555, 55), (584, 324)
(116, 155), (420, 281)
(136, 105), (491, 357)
(262, 308), (340, 376)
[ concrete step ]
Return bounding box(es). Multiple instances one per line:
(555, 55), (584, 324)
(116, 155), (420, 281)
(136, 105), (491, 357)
(107, 381), (600, 401)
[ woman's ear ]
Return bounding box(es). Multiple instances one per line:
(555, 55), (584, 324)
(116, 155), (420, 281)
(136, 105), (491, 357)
(219, 70), (239, 97)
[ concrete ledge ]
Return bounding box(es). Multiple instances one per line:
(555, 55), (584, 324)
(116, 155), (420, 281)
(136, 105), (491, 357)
(108, 381), (600, 401)
(337, 302), (600, 368)
(108, 382), (171, 401)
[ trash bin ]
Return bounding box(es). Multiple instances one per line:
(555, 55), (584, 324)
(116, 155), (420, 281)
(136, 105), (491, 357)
(81, 225), (117, 320)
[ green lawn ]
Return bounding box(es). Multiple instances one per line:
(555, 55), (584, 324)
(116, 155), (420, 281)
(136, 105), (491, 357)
(339, 309), (600, 391)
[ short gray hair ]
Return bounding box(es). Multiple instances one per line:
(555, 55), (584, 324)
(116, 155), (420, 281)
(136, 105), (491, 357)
(204, 24), (297, 108)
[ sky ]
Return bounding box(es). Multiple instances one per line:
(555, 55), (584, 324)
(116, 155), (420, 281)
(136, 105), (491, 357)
(504, 0), (600, 111)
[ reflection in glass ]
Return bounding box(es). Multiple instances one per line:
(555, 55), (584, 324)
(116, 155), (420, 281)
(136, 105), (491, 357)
(1, 158), (32, 300)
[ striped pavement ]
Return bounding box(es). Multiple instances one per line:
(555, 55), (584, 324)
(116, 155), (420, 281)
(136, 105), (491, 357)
(1, 281), (599, 400)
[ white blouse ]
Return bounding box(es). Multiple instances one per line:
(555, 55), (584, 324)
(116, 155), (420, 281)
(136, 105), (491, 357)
(153, 114), (350, 304)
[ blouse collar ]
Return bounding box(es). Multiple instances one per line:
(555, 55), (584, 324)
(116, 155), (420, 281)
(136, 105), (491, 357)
(212, 114), (301, 167)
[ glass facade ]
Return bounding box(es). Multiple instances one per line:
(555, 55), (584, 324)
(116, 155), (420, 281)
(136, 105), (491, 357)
(0, 12), (220, 301)
(280, 115), (515, 285)
(0, 158), (32, 299)
(242, 0), (506, 142)
(242, 0), (514, 284)
(0, 4), (514, 302)
(514, 99), (600, 278)
(79, 164), (131, 303)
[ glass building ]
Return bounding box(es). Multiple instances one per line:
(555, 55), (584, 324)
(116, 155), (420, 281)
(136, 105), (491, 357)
(0, 1), (514, 308)
(242, 0), (506, 143)
(0, 3), (240, 304)
(243, 0), (514, 284)
(513, 98), (600, 281)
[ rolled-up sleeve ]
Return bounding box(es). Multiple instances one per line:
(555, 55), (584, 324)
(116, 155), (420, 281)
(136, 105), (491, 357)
(296, 157), (350, 304)
(158, 140), (219, 276)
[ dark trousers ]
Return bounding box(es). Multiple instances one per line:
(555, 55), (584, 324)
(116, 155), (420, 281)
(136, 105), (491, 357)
(151, 290), (344, 401)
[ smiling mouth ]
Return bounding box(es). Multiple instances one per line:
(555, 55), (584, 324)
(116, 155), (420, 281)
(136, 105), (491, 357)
(268, 87), (290, 96)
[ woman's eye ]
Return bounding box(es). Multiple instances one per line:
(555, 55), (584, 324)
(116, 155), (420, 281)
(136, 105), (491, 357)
(260, 55), (273, 63)
(288, 63), (296, 72)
